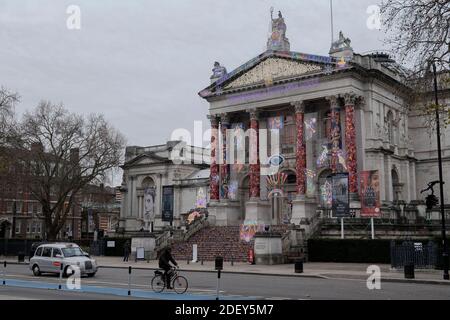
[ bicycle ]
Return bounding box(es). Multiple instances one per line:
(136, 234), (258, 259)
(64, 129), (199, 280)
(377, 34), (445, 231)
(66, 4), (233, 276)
(151, 266), (188, 294)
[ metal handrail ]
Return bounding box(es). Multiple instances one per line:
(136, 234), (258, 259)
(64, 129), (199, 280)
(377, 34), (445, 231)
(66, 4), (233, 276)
(184, 216), (209, 241)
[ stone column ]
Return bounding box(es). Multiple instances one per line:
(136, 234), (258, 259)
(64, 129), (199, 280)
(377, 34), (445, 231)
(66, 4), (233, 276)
(137, 195), (142, 219)
(244, 109), (270, 225)
(208, 115), (220, 202)
(292, 101), (306, 198)
(220, 113), (230, 200)
(326, 96), (341, 173)
(248, 109), (260, 199)
(344, 93), (358, 195)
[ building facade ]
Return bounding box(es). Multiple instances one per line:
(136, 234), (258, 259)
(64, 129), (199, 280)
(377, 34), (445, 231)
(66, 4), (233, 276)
(118, 141), (209, 233)
(0, 145), (82, 240)
(80, 184), (121, 239)
(197, 11), (450, 233)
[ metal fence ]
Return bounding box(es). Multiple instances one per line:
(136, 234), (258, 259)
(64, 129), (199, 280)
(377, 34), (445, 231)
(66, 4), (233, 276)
(0, 238), (130, 257)
(390, 240), (438, 269)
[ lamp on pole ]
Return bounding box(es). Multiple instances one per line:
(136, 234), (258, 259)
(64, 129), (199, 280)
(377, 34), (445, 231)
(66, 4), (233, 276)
(431, 59), (449, 280)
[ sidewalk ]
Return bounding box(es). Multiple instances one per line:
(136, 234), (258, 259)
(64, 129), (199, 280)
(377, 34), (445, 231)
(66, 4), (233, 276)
(3, 255), (449, 285)
(85, 257), (450, 285)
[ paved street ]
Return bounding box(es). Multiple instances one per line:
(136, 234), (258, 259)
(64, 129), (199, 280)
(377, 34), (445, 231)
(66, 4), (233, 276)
(1, 264), (450, 300)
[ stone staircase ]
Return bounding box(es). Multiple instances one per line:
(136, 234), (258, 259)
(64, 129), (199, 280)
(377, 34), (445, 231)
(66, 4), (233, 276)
(171, 225), (290, 262)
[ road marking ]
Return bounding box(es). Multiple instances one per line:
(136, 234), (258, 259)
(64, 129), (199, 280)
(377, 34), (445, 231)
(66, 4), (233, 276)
(1, 274), (226, 295)
(0, 294), (32, 300)
(3, 277), (240, 300)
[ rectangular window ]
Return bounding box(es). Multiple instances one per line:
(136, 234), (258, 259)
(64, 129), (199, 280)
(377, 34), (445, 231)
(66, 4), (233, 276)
(42, 247), (52, 257)
(26, 223), (30, 234)
(36, 222), (42, 234)
(16, 202), (23, 214)
(31, 222), (36, 234)
(33, 203), (38, 214)
(281, 116), (296, 145)
(37, 204), (42, 214)
(15, 222), (21, 234)
(6, 202), (13, 213)
(28, 202), (33, 214)
(52, 248), (62, 257)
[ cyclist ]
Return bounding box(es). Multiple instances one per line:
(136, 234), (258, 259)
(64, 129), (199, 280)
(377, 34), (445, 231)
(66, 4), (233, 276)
(158, 245), (178, 289)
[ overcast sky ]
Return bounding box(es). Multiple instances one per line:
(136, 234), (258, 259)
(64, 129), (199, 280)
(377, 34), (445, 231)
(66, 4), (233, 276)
(0, 0), (386, 184)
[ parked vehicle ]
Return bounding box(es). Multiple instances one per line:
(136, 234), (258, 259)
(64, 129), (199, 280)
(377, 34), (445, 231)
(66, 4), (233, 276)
(29, 243), (97, 277)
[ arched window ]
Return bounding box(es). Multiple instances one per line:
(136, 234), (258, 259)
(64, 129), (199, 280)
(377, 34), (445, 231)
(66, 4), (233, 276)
(141, 177), (155, 189)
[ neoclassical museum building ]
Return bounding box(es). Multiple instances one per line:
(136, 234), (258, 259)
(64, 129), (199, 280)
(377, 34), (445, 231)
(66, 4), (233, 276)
(120, 11), (450, 245)
(197, 11), (450, 233)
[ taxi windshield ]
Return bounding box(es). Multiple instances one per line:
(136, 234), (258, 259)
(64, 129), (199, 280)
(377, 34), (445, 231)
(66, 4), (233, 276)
(62, 247), (84, 257)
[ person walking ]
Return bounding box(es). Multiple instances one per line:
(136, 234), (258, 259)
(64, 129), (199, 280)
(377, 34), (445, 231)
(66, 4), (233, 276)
(123, 240), (131, 262)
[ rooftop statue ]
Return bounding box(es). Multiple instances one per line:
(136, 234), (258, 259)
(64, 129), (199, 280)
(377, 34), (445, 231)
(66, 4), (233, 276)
(211, 61), (227, 80)
(330, 31), (353, 52)
(267, 8), (290, 52)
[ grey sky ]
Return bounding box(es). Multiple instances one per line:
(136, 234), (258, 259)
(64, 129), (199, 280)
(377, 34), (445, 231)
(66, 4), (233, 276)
(0, 0), (386, 184)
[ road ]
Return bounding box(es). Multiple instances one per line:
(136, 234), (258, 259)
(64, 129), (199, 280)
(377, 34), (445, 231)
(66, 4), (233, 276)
(1, 264), (450, 300)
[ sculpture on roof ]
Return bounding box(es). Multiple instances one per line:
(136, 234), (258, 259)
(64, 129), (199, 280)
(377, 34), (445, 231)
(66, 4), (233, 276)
(267, 8), (290, 52)
(211, 61), (227, 80)
(330, 31), (353, 52)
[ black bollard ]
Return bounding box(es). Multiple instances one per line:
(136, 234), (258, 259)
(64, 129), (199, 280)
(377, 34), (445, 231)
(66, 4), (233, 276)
(2, 261), (6, 285)
(404, 263), (414, 279)
(128, 266), (132, 296)
(58, 263), (64, 289)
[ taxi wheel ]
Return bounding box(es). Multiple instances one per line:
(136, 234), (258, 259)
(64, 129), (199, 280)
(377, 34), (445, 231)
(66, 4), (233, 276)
(63, 266), (74, 278)
(32, 265), (41, 276)
(87, 273), (96, 278)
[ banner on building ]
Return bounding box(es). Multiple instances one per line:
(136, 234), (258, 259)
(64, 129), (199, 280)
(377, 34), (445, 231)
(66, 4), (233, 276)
(162, 186), (174, 222)
(196, 187), (207, 208)
(267, 116), (284, 129)
(332, 173), (349, 217)
(144, 187), (155, 220)
(360, 170), (381, 217)
(239, 221), (268, 243)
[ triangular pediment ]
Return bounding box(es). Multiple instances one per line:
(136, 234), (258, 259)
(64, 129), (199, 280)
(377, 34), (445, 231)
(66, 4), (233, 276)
(224, 57), (322, 90)
(199, 51), (348, 98)
(123, 153), (169, 168)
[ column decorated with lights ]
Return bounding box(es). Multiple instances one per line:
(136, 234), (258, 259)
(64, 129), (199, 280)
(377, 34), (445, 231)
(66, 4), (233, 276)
(292, 101), (306, 197)
(220, 113), (230, 200)
(344, 93), (358, 194)
(248, 109), (260, 199)
(208, 115), (220, 201)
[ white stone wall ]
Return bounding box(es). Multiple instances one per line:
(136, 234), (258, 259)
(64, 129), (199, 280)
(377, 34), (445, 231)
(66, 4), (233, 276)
(410, 95), (450, 204)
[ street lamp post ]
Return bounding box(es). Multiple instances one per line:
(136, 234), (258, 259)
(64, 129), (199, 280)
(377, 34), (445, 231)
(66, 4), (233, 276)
(431, 60), (449, 280)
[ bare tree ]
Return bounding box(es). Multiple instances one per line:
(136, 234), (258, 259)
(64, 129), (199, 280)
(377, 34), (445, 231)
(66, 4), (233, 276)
(0, 86), (20, 145)
(17, 101), (126, 240)
(0, 86), (20, 180)
(381, 0), (450, 130)
(381, 0), (450, 75)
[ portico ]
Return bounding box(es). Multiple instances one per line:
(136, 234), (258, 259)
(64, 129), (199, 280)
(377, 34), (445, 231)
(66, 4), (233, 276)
(203, 85), (364, 227)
